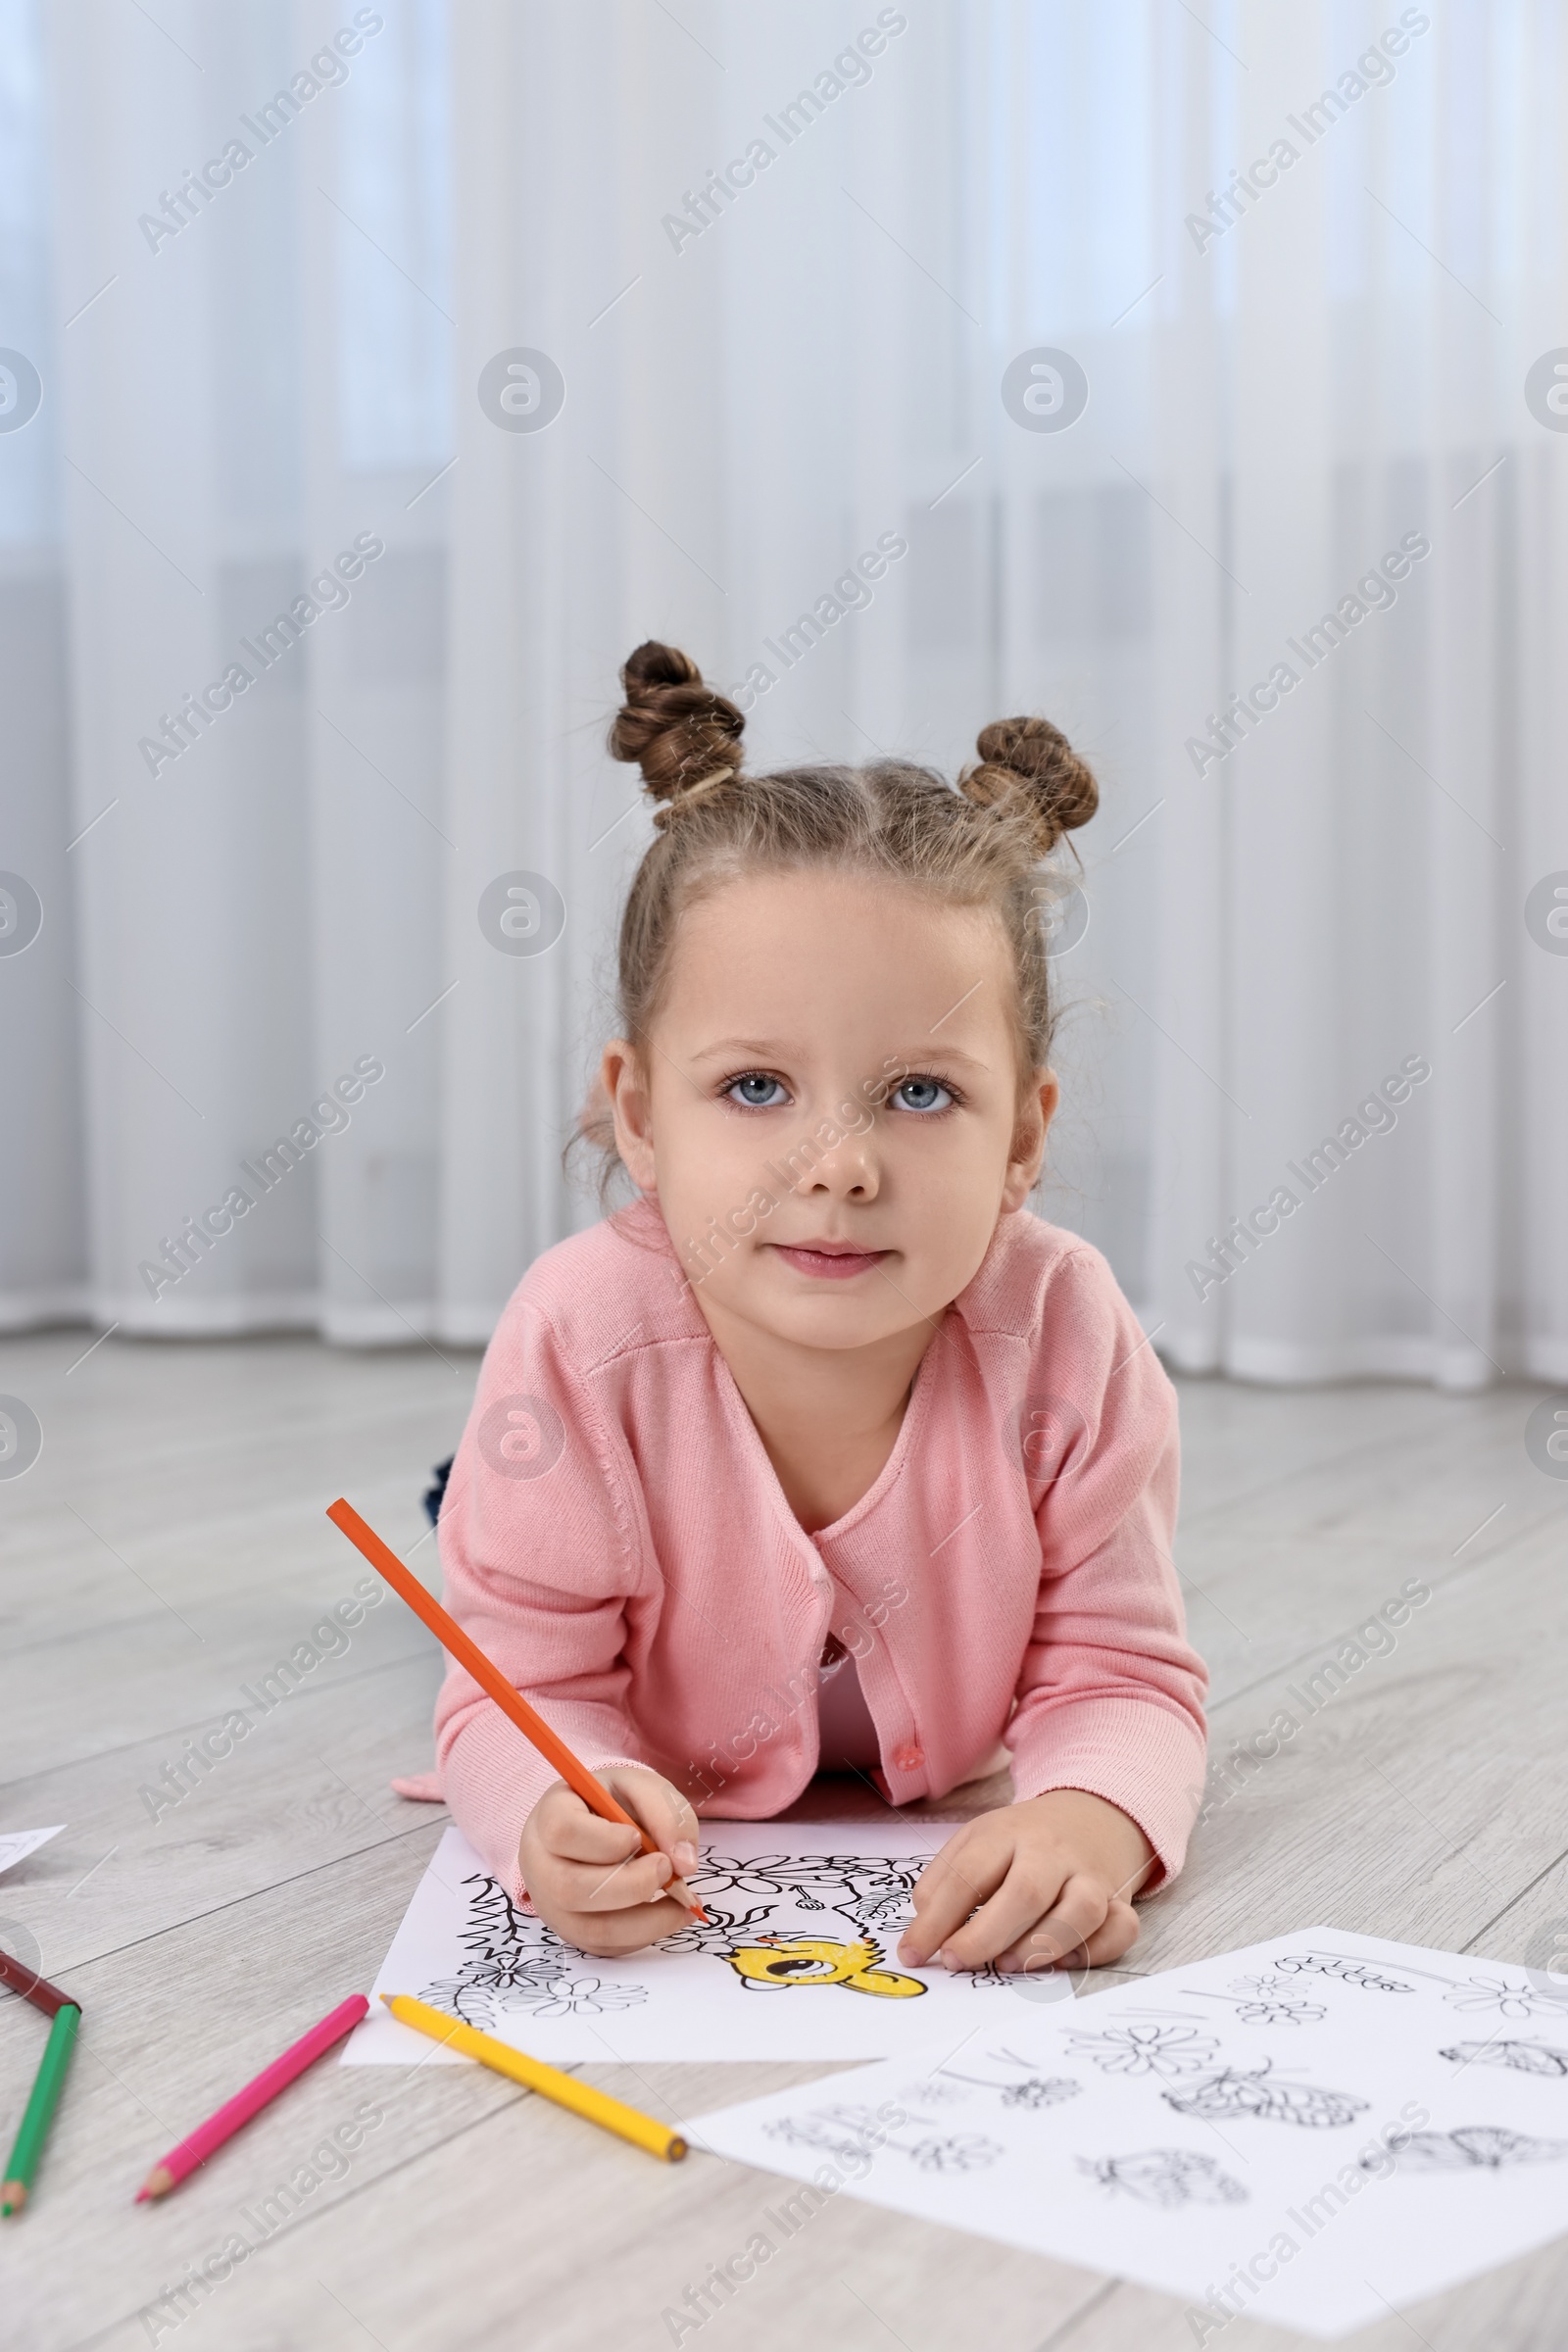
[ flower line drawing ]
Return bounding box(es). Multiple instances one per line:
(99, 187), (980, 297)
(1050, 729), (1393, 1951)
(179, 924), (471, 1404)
(763, 2102), (1004, 2175)
(1068, 2023), (1221, 2079)
(1001, 2077), (1081, 2110)
(937, 2044), (1082, 2109)
(1079, 2148), (1249, 2207)
(1187, 1975), (1329, 2027)
(415, 1851), (1078, 2034)
(1441, 1973), (1568, 2023)
(899, 2132), (1004, 2173)
(661, 1849), (939, 1966)
(682, 1850), (931, 1935)
(1227, 1974), (1328, 2026)
(895, 2075), (971, 2110)
(416, 1873), (652, 2030)
(490, 1974), (648, 2019)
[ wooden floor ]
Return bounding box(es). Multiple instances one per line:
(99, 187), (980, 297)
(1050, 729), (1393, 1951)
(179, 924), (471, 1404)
(2, 1328), (1565, 2352)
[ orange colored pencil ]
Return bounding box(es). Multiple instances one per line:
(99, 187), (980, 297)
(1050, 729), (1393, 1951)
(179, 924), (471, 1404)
(325, 1499), (705, 1920)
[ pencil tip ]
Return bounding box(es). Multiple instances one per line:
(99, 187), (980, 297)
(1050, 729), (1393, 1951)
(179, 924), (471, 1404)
(2, 2181), (25, 2216)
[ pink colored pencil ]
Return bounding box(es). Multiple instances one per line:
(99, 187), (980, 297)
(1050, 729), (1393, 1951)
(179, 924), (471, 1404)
(135, 1994), (368, 2201)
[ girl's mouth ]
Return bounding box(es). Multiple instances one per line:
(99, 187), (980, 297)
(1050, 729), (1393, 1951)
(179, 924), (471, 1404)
(769, 1242), (890, 1282)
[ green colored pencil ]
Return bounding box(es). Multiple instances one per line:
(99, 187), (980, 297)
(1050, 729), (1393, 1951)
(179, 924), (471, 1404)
(2, 2002), (80, 2216)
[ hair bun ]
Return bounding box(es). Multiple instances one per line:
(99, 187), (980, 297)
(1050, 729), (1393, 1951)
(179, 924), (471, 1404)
(960, 715), (1099, 853)
(608, 641), (744, 808)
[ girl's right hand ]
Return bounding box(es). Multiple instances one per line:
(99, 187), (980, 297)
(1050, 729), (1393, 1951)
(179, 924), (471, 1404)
(517, 1766), (702, 1956)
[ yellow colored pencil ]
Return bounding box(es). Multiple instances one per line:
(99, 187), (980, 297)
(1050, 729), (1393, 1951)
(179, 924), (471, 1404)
(381, 1994), (687, 2163)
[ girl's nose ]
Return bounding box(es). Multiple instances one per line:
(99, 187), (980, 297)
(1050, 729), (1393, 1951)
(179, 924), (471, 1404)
(811, 1133), (880, 1199)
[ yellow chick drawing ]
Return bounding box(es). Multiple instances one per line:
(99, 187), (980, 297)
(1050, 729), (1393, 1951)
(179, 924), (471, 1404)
(724, 1935), (926, 1998)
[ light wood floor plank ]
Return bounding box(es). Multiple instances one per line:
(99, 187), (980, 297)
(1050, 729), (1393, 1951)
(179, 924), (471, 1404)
(1, 1334), (1564, 2350)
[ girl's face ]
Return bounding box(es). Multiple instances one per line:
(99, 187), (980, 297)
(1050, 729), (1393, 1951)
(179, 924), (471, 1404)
(604, 870), (1056, 1353)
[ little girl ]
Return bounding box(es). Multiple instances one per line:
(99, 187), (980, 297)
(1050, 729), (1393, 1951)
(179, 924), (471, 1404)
(422, 642), (1207, 1979)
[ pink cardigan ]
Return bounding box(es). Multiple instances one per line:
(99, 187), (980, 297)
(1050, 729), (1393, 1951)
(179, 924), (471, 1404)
(418, 1200), (1207, 1903)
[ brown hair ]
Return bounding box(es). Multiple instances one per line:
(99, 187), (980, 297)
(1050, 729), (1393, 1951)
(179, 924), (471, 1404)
(579, 638), (1098, 1186)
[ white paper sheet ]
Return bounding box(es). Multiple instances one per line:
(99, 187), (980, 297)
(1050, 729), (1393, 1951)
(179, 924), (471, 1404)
(0, 1826), (64, 1877)
(692, 1926), (1568, 2339)
(344, 1822), (1072, 2065)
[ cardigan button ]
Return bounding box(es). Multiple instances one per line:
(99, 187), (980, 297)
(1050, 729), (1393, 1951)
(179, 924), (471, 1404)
(893, 1743), (924, 1773)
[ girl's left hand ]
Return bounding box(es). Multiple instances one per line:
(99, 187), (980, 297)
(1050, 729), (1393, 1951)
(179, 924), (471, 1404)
(897, 1788), (1155, 1976)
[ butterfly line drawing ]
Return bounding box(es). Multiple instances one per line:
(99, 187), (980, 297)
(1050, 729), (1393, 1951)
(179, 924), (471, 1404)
(1078, 2149), (1250, 2208)
(1366, 2127), (1568, 2174)
(762, 2102), (1004, 2175)
(1439, 2039), (1568, 2076)
(417, 1873), (652, 2029)
(935, 2046), (1083, 2110)
(1068, 2023), (1221, 2079)
(1161, 2059), (1370, 2129)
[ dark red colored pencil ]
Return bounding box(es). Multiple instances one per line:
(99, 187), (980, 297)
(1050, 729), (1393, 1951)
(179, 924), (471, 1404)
(0, 1947), (77, 2021)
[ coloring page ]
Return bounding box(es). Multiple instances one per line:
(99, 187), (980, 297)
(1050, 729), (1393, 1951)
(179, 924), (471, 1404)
(345, 1823), (1070, 2065)
(0, 1826), (63, 1878)
(693, 1926), (1568, 2339)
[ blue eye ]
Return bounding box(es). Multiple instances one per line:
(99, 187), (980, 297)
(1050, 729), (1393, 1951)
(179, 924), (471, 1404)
(893, 1076), (954, 1114)
(726, 1072), (789, 1108)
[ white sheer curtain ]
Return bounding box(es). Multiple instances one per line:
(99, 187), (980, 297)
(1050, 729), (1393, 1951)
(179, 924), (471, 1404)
(4, 0), (1565, 1386)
